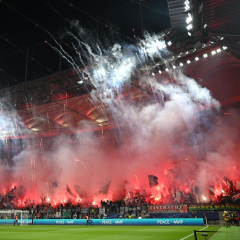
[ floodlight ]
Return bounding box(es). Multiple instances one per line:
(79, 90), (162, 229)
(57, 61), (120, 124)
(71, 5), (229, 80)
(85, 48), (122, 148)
(186, 24), (193, 30)
(186, 13), (192, 24)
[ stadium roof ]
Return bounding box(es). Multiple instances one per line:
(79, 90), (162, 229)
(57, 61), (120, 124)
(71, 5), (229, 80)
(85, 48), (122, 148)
(0, 0), (240, 139)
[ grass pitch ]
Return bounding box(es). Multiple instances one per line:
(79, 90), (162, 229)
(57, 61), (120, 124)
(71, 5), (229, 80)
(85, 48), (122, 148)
(0, 225), (228, 240)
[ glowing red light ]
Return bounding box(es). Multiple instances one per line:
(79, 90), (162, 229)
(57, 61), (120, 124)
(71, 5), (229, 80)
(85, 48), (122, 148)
(185, 187), (190, 193)
(157, 187), (160, 190)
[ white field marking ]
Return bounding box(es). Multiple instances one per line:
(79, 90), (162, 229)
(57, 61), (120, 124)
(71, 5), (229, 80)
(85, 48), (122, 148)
(209, 226), (222, 240)
(180, 225), (209, 240)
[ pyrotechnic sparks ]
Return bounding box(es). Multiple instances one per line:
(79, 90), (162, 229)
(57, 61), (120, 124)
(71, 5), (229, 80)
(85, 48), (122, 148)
(0, 21), (239, 208)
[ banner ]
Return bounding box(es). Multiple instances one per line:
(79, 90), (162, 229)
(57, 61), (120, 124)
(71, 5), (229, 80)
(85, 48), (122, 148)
(225, 203), (231, 210)
(149, 205), (187, 213)
(230, 204), (235, 210)
(205, 204), (210, 211)
(210, 204), (214, 211)
(220, 204), (225, 210)
(99, 208), (105, 215)
(214, 204), (220, 210)
(0, 218), (204, 226)
(200, 204), (205, 211)
(232, 193), (240, 202)
(62, 212), (70, 218)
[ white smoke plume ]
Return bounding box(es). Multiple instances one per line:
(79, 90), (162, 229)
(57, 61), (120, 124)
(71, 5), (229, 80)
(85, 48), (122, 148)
(0, 23), (239, 206)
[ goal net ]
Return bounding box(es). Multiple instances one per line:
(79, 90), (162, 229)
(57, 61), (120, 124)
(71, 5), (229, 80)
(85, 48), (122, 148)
(0, 210), (31, 225)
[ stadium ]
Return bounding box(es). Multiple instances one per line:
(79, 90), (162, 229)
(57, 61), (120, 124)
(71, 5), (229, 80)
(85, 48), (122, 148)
(0, 0), (240, 239)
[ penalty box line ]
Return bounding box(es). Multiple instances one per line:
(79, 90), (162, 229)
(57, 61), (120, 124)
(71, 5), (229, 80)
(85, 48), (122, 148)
(180, 225), (209, 240)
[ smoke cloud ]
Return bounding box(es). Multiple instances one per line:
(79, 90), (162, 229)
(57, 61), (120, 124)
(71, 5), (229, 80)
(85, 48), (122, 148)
(0, 24), (239, 206)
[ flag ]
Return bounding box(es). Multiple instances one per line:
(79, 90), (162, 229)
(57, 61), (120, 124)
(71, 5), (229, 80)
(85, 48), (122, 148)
(148, 175), (158, 188)
(74, 185), (87, 198)
(52, 181), (58, 188)
(223, 176), (232, 186)
(96, 181), (111, 195)
(209, 185), (215, 195)
(66, 185), (76, 198)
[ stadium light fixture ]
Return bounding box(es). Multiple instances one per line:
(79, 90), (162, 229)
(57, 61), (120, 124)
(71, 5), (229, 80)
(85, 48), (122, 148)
(186, 24), (193, 30)
(180, 63), (183, 67)
(187, 60), (191, 64)
(203, 53), (208, 58)
(152, 72), (155, 76)
(166, 68), (169, 71)
(167, 41), (172, 46)
(184, 0), (190, 11)
(223, 46), (228, 50)
(195, 57), (199, 61)
(188, 32), (192, 36)
(204, 24), (207, 28)
(217, 48), (221, 53)
(173, 65), (176, 69)
(159, 70), (162, 74)
(78, 80), (83, 84)
(211, 50), (216, 55)
(186, 13), (192, 24)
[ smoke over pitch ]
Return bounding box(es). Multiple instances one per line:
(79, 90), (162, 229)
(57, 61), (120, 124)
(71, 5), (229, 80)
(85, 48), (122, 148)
(0, 24), (239, 205)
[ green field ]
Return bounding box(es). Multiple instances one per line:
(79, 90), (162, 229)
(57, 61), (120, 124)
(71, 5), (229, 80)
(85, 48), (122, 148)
(0, 225), (230, 240)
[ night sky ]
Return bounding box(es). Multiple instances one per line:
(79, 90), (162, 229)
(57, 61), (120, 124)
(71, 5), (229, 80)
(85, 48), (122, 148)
(0, 0), (170, 88)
